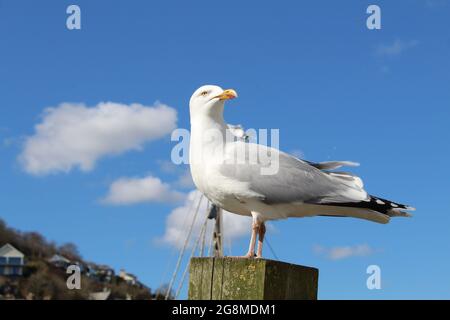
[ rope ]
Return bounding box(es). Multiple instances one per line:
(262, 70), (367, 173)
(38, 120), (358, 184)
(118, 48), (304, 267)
(199, 202), (210, 257)
(265, 236), (279, 260)
(198, 219), (207, 257)
(213, 207), (223, 257)
(174, 212), (209, 299)
(165, 194), (204, 300)
(158, 192), (199, 296)
(207, 224), (214, 257)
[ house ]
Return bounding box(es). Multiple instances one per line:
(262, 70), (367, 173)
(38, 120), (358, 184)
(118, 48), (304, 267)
(84, 264), (97, 278)
(97, 265), (115, 283)
(119, 269), (137, 285)
(0, 244), (25, 276)
(48, 254), (71, 269)
(136, 281), (150, 290)
(73, 261), (85, 273)
(86, 264), (115, 283)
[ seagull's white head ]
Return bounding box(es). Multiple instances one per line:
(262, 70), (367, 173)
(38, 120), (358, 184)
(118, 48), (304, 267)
(189, 85), (237, 121)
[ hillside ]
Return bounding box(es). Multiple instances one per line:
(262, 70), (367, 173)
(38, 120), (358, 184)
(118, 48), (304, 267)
(0, 218), (169, 300)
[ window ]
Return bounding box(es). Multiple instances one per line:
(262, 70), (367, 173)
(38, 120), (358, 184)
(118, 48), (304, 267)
(0, 257), (6, 265)
(8, 257), (22, 265)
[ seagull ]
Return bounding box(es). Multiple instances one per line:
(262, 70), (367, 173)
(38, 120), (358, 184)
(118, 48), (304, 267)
(189, 85), (414, 258)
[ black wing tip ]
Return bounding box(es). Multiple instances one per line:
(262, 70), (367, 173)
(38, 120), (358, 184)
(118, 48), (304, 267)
(370, 195), (415, 212)
(317, 195), (415, 216)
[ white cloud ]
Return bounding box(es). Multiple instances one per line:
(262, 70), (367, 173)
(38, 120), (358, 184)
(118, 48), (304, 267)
(313, 244), (374, 260)
(376, 39), (419, 57)
(158, 190), (251, 249)
(19, 102), (177, 175)
(101, 175), (185, 205)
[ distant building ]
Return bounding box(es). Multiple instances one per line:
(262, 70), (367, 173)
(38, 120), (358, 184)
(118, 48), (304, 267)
(119, 269), (137, 285)
(73, 261), (85, 273)
(0, 243), (25, 276)
(85, 264), (115, 283)
(48, 254), (71, 269)
(96, 265), (115, 283)
(85, 264), (97, 278)
(89, 288), (111, 300)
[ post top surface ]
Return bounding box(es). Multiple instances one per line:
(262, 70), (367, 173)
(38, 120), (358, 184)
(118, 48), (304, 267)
(190, 257), (318, 272)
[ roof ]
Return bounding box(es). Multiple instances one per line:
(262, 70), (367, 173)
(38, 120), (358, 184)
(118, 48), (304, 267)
(120, 271), (137, 281)
(0, 243), (25, 258)
(96, 264), (114, 271)
(49, 254), (71, 263)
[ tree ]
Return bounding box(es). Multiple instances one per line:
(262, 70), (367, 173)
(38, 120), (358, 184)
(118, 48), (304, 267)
(154, 284), (174, 300)
(58, 242), (82, 261)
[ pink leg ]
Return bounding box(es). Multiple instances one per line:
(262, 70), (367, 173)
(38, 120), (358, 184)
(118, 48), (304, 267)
(256, 222), (266, 258)
(243, 220), (259, 258)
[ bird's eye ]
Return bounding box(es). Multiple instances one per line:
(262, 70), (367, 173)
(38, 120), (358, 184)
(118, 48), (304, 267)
(200, 91), (208, 96)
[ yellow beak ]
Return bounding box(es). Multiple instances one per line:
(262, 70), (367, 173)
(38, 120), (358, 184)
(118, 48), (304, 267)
(214, 89), (238, 101)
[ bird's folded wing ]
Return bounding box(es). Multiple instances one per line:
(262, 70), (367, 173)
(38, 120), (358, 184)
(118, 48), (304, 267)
(219, 141), (368, 205)
(304, 160), (360, 171)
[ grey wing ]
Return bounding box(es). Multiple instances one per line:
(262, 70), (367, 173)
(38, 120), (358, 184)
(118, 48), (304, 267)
(219, 141), (368, 205)
(304, 160), (360, 170)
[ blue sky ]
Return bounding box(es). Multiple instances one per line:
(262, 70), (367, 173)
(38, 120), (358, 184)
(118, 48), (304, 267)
(1, 0), (450, 299)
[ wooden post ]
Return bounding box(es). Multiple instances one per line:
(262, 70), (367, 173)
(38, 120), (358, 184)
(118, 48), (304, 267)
(188, 257), (318, 300)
